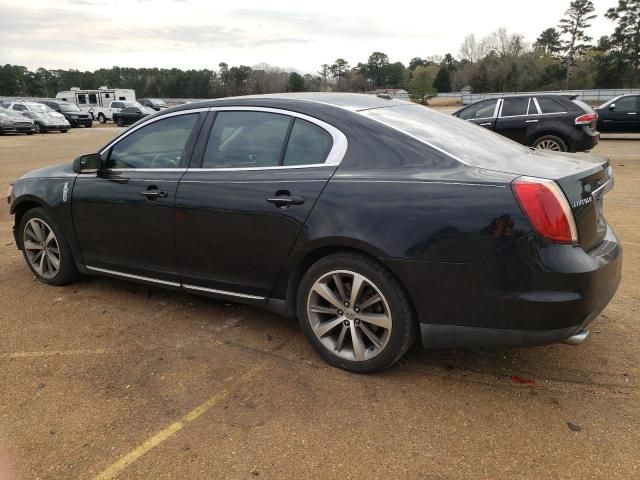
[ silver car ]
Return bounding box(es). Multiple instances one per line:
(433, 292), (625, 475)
(0, 108), (35, 135)
(6, 101), (70, 133)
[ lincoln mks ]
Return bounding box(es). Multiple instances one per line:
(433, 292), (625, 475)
(8, 93), (622, 372)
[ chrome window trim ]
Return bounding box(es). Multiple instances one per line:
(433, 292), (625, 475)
(527, 97), (540, 115)
(99, 106), (348, 172)
(191, 106), (348, 171)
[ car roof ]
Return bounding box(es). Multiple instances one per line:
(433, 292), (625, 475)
(177, 93), (412, 112)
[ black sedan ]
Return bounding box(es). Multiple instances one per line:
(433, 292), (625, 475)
(595, 94), (640, 132)
(138, 98), (170, 111)
(112, 106), (154, 127)
(7, 93), (621, 372)
(453, 94), (600, 152)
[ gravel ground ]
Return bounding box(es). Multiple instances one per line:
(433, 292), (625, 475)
(0, 125), (638, 480)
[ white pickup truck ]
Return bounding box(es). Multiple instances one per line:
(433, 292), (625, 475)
(89, 101), (142, 124)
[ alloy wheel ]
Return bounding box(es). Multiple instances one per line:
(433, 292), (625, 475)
(307, 270), (392, 361)
(536, 139), (562, 151)
(23, 218), (61, 279)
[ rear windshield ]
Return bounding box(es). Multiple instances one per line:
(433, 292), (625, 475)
(362, 104), (529, 168)
(571, 99), (594, 113)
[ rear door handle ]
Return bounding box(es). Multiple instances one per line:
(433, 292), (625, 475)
(628, 112), (637, 115)
(267, 193), (305, 208)
(479, 122), (492, 126)
(525, 119), (539, 123)
(140, 188), (168, 199)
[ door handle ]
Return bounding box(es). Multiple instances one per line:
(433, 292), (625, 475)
(267, 191), (305, 208)
(628, 112), (637, 115)
(140, 188), (168, 199)
(479, 122), (492, 126)
(525, 119), (539, 123)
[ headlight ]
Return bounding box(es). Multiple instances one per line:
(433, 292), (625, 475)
(70, 115), (78, 119)
(0, 119), (13, 126)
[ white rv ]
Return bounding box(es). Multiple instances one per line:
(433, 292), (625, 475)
(55, 87), (136, 123)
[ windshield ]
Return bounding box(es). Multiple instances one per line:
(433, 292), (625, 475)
(362, 104), (530, 168)
(149, 99), (168, 106)
(125, 101), (143, 108)
(27, 103), (54, 114)
(59, 103), (81, 112)
(0, 108), (23, 118)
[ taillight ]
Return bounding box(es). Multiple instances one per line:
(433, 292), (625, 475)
(575, 112), (597, 125)
(512, 177), (578, 244)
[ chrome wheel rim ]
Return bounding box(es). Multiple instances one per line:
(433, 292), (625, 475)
(536, 139), (562, 151)
(23, 218), (60, 279)
(307, 270), (392, 362)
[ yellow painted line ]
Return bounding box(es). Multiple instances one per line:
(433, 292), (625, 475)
(0, 348), (108, 359)
(92, 364), (264, 480)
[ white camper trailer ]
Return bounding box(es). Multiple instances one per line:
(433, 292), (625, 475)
(55, 87), (136, 123)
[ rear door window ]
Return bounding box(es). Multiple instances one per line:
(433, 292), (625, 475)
(500, 98), (528, 117)
(536, 97), (567, 114)
(202, 111), (291, 169)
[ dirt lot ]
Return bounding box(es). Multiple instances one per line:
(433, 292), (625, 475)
(0, 126), (638, 480)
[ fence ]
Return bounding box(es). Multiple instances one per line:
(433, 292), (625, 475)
(437, 89), (640, 105)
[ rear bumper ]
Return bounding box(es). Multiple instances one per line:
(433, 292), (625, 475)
(570, 127), (600, 152)
(387, 225), (622, 349)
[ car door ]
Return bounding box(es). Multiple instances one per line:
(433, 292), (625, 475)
(72, 110), (206, 283)
(494, 97), (531, 144)
(599, 96), (639, 132)
(175, 108), (346, 301)
(456, 99), (499, 130)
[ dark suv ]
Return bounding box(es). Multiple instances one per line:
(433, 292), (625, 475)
(40, 100), (93, 128)
(453, 94), (599, 152)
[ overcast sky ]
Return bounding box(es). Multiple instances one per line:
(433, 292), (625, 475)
(0, 0), (620, 73)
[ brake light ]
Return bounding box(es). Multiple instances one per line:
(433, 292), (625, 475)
(512, 177), (578, 244)
(575, 112), (597, 125)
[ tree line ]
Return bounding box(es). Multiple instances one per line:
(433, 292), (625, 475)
(1, 0), (638, 102)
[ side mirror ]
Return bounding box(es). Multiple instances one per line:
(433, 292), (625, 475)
(609, 104), (616, 111)
(73, 153), (102, 173)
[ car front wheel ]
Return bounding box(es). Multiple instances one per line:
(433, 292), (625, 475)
(19, 208), (77, 285)
(297, 252), (416, 373)
(116, 117), (125, 127)
(98, 113), (106, 124)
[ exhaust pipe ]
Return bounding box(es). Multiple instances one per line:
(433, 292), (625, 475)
(563, 329), (589, 346)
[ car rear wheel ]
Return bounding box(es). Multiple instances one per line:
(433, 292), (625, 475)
(532, 135), (567, 152)
(19, 208), (78, 285)
(297, 252), (416, 373)
(98, 113), (106, 124)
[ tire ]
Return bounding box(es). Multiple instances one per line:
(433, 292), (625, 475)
(86, 122), (92, 128)
(19, 208), (78, 286)
(116, 117), (125, 127)
(532, 135), (567, 152)
(297, 251), (417, 373)
(26, 132), (34, 135)
(98, 113), (106, 124)
(33, 122), (43, 133)
(61, 129), (68, 133)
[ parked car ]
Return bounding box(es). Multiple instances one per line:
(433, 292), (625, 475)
(453, 94), (599, 152)
(40, 100), (93, 128)
(0, 108), (35, 135)
(7, 93), (621, 373)
(112, 106), (154, 127)
(138, 98), (170, 111)
(5, 101), (70, 133)
(595, 94), (640, 132)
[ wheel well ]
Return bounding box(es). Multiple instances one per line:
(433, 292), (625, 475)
(532, 131), (568, 148)
(284, 246), (417, 321)
(13, 201), (42, 248)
